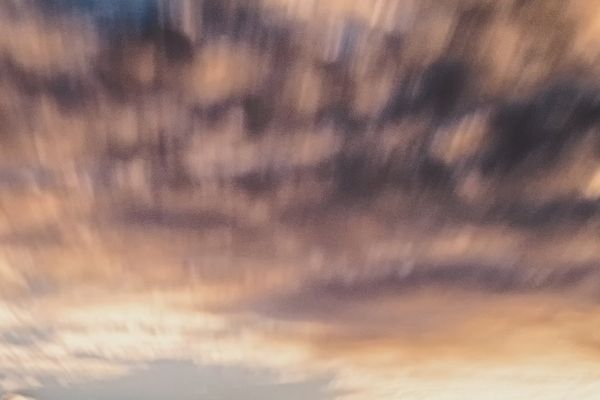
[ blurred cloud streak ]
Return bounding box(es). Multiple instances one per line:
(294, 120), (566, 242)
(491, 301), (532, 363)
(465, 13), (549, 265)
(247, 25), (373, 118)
(1, 0), (600, 399)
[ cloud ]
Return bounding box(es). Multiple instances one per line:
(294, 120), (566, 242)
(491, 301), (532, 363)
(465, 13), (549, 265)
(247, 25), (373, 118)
(1, 395), (36, 400)
(255, 263), (600, 322)
(2, 0), (600, 399)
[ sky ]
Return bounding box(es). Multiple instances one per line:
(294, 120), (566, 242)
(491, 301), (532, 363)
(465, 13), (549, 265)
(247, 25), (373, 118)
(2, 0), (600, 399)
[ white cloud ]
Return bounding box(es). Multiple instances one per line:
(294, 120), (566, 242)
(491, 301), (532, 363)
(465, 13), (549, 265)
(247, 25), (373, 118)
(1, 394), (37, 400)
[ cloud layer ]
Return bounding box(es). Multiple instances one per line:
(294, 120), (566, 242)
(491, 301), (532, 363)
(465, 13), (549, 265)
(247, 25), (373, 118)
(1, 0), (600, 399)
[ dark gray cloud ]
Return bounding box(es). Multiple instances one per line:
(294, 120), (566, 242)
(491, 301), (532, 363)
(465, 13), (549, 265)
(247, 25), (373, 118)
(485, 81), (600, 174)
(252, 263), (600, 324)
(116, 207), (236, 231)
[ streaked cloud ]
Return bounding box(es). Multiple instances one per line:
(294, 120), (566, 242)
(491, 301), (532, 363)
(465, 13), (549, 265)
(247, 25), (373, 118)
(2, 0), (600, 399)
